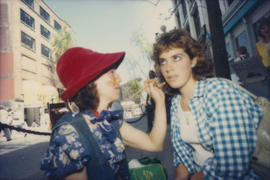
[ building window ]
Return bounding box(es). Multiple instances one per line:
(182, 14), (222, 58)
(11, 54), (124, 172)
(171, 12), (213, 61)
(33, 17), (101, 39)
(41, 44), (51, 59)
(54, 20), (62, 31)
(235, 31), (248, 49)
(21, 31), (35, 51)
(21, 0), (34, 8)
(40, 6), (50, 23)
(40, 25), (51, 40)
(193, 7), (201, 38)
(20, 9), (35, 29)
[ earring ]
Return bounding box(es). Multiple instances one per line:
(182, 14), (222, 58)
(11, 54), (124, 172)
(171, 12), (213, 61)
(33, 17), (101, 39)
(67, 101), (79, 117)
(191, 64), (195, 68)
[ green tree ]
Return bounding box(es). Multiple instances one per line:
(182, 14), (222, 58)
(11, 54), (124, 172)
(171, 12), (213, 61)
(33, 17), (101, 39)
(53, 26), (74, 62)
(49, 27), (74, 91)
(132, 30), (153, 65)
(122, 78), (143, 104)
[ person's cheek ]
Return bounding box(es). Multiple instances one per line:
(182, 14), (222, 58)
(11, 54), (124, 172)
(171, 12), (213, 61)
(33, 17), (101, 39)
(111, 76), (122, 86)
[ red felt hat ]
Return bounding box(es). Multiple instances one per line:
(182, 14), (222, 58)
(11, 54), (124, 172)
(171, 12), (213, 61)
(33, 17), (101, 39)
(56, 47), (125, 102)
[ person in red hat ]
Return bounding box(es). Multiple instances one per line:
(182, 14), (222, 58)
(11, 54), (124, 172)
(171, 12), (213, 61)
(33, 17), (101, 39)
(41, 47), (167, 180)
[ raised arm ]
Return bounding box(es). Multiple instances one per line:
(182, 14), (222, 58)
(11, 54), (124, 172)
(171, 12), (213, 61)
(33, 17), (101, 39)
(120, 79), (167, 152)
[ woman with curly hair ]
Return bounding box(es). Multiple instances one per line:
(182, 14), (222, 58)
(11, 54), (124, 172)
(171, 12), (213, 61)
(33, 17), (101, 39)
(41, 47), (166, 180)
(152, 29), (263, 179)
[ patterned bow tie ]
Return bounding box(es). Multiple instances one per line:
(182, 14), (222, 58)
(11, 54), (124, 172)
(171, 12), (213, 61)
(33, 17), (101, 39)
(90, 110), (123, 124)
(82, 109), (123, 143)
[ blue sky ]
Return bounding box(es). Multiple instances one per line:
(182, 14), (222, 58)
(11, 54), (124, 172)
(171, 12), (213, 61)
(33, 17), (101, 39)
(45, 0), (176, 82)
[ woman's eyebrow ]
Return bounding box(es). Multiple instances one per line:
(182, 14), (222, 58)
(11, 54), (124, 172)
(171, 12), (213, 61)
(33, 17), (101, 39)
(159, 57), (165, 61)
(172, 53), (184, 57)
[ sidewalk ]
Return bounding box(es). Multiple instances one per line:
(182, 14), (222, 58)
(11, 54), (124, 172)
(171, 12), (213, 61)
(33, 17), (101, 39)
(0, 127), (50, 155)
(243, 78), (270, 100)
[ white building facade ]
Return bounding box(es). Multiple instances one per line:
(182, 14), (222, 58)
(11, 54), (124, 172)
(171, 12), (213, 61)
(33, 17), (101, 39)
(0, 0), (73, 124)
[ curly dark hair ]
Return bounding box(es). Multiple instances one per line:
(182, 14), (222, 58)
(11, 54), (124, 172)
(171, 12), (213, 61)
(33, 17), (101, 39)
(71, 82), (99, 111)
(152, 28), (213, 95)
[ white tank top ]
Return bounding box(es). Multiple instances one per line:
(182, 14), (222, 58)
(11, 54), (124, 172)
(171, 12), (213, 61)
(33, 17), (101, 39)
(178, 108), (213, 167)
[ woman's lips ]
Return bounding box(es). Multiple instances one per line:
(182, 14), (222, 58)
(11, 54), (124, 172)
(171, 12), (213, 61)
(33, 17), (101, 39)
(166, 75), (178, 81)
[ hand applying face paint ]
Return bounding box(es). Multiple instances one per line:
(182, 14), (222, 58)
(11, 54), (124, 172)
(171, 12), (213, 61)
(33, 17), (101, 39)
(144, 79), (165, 104)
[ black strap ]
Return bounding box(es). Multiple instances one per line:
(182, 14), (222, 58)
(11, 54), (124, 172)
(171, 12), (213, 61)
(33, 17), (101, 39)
(70, 115), (115, 179)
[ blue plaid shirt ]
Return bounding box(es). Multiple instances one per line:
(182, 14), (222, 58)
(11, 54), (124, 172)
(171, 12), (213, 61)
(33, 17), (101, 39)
(171, 78), (263, 179)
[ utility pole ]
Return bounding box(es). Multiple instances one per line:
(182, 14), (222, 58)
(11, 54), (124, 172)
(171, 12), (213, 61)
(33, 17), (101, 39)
(205, 0), (231, 79)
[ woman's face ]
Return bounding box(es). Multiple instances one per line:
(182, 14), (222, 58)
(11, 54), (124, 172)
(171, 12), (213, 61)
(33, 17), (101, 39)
(159, 48), (196, 90)
(95, 69), (121, 105)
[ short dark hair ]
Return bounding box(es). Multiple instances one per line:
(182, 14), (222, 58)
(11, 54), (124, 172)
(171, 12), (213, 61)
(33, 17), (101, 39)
(152, 28), (213, 95)
(70, 61), (121, 111)
(257, 18), (270, 39)
(71, 82), (99, 111)
(237, 46), (249, 57)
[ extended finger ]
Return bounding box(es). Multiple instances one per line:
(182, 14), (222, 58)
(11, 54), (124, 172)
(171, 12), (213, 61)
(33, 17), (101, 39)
(156, 82), (165, 88)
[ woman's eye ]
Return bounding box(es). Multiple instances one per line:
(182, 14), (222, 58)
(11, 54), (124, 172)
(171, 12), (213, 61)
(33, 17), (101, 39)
(173, 55), (182, 61)
(159, 58), (166, 65)
(110, 70), (115, 74)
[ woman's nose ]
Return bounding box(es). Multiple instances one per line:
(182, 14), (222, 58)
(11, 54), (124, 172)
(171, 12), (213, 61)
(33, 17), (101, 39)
(164, 61), (173, 72)
(113, 73), (122, 84)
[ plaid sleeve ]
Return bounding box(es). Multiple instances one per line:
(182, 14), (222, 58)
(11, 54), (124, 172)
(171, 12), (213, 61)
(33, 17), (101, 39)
(201, 81), (263, 179)
(173, 147), (183, 167)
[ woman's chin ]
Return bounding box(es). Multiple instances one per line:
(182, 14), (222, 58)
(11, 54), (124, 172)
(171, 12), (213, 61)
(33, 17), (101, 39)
(111, 94), (120, 102)
(167, 83), (180, 89)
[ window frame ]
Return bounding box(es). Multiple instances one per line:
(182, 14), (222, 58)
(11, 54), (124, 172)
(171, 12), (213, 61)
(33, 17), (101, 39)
(41, 44), (51, 59)
(193, 7), (201, 38)
(21, 31), (36, 51)
(181, 0), (187, 19)
(20, 9), (35, 30)
(235, 30), (249, 49)
(21, 0), (34, 9)
(40, 6), (50, 23)
(40, 24), (51, 40)
(54, 20), (62, 32)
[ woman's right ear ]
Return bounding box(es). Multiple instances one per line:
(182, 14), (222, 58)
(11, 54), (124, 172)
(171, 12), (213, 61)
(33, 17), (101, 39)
(191, 57), (198, 68)
(67, 101), (79, 116)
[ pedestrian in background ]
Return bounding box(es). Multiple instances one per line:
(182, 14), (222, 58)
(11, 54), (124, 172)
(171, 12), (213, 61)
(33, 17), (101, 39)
(234, 46), (249, 62)
(230, 46), (249, 83)
(256, 18), (270, 72)
(152, 29), (263, 179)
(0, 105), (12, 141)
(41, 47), (166, 180)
